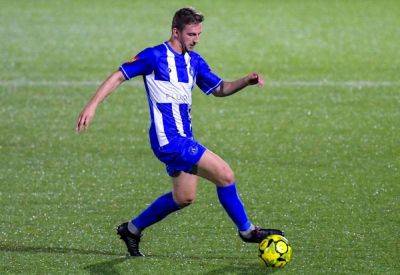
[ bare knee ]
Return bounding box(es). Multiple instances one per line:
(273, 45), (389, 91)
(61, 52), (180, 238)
(216, 165), (235, 186)
(173, 192), (196, 207)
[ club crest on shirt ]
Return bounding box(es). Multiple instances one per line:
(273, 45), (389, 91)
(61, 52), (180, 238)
(188, 145), (199, 155)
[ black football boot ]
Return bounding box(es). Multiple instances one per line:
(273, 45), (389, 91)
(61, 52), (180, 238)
(116, 222), (144, 256)
(239, 226), (284, 243)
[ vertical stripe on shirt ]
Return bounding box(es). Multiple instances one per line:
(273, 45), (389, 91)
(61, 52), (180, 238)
(154, 46), (170, 81)
(172, 103), (186, 137)
(174, 55), (189, 83)
(184, 53), (194, 88)
(165, 46), (179, 83)
(179, 104), (192, 137)
(152, 102), (169, 147)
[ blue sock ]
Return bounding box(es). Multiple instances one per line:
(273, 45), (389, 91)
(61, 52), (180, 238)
(132, 192), (181, 231)
(217, 183), (252, 231)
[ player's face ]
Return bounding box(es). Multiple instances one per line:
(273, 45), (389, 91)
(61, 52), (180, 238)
(176, 23), (202, 52)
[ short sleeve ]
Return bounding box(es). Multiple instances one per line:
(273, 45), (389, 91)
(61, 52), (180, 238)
(195, 57), (222, 95)
(119, 48), (154, 80)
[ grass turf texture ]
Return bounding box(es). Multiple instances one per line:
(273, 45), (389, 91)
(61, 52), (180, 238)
(1, 0), (399, 273)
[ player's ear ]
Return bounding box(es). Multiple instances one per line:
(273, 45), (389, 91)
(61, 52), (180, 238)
(172, 27), (179, 38)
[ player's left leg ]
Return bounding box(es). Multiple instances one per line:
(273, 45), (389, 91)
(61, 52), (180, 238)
(196, 149), (284, 243)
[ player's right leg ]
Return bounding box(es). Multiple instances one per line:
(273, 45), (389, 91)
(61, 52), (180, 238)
(196, 149), (284, 243)
(117, 172), (199, 256)
(172, 171), (199, 206)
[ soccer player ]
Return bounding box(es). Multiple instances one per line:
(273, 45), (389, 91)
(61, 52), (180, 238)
(76, 7), (284, 257)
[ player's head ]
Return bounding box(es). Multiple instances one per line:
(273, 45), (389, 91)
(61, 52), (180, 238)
(172, 7), (203, 31)
(171, 7), (203, 52)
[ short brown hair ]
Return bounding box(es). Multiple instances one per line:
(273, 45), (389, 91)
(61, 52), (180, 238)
(172, 7), (204, 31)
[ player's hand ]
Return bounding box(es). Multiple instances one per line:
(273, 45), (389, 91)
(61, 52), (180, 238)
(76, 104), (96, 133)
(246, 72), (265, 88)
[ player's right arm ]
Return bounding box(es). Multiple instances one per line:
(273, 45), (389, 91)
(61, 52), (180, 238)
(76, 47), (154, 133)
(75, 70), (125, 133)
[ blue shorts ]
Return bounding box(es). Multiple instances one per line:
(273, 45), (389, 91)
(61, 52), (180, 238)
(151, 137), (207, 177)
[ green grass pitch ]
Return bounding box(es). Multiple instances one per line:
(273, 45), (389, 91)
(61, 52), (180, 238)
(1, 0), (399, 273)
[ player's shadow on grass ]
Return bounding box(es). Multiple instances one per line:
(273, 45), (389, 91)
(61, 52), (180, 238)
(206, 264), (278, 275)
(84, 254), (273, 275)
(84, 257), (128, 275)
(0, 243), (120, 256)
(1, 244), (277, 274)
(149, 253), (276, 274)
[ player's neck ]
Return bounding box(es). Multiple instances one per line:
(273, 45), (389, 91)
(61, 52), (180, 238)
(168, 38), (185, 54)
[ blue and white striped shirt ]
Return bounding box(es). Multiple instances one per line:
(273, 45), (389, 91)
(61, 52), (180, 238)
(119, 42), (222, 149)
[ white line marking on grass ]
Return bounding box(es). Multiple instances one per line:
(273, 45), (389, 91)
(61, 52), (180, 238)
(268, 80), (400, 88)
(0, 79), (399, 88)
(0, 80), (143, 88)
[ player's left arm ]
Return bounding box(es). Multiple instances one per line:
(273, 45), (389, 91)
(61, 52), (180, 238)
(212, 72), (264, 97)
